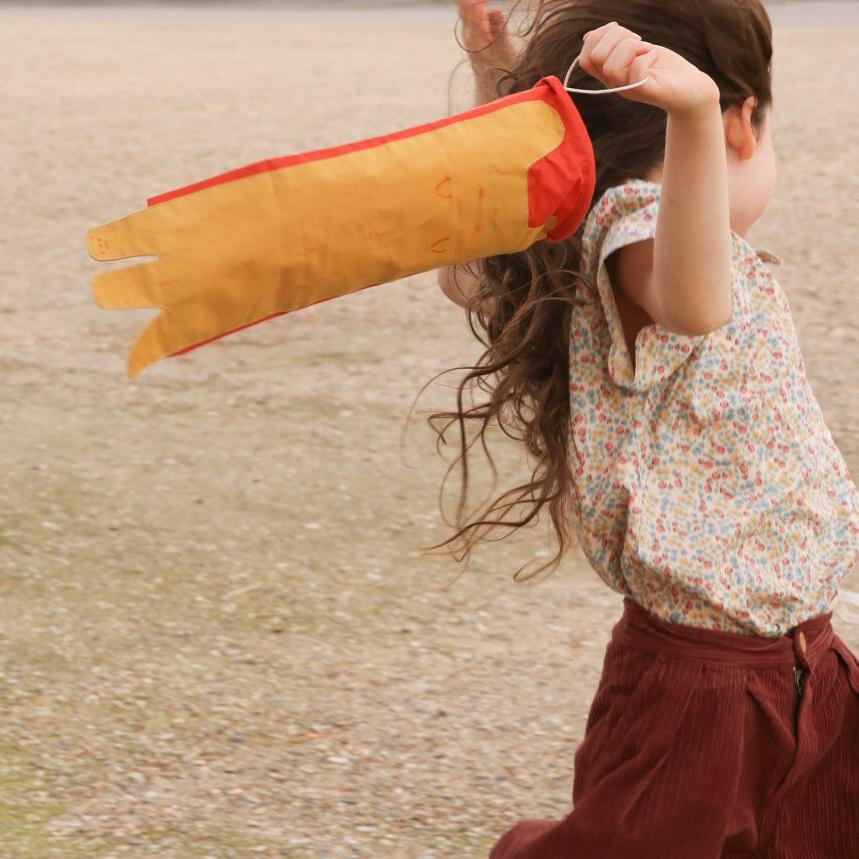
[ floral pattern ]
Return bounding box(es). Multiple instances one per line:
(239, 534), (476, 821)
(567, 179), (859, 636)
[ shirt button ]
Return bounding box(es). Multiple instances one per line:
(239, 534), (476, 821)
(798, 631), (807, 655)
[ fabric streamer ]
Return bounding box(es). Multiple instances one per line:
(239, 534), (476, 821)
(86, 74), (595, 377)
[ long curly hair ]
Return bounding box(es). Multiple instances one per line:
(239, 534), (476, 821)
(420, 0), (773, 582)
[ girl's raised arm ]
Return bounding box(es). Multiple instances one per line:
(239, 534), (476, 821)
(651, 105), (733, 334)
(578, 23), (733, 336)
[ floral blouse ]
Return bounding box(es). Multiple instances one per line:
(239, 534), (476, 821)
(568, 179), (859, 637)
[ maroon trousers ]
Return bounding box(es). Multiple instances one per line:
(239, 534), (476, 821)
(489, 596), (859, 859)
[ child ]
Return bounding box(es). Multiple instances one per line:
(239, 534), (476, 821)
(437, 1), (859, 856)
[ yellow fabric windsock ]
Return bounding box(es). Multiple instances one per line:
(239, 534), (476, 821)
(87, 74), (595, 376)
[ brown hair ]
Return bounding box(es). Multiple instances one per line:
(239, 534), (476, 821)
(421, 0), (773, 582)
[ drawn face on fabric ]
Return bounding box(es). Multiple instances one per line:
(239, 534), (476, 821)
(645, 99), (776, 238)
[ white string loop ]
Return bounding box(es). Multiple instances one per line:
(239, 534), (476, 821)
(562, 54), (650, 95)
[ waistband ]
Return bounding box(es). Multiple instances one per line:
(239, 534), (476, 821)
(612, 596), (836, 670)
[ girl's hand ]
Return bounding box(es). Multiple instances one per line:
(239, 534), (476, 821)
(456, 0), (518, 73)
(578, 22), (720, 119)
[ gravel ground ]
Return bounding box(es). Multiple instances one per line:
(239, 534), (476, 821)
(1, 4), (857, 858)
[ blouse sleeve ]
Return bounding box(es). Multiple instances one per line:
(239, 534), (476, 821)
(581, 180), (739, 392)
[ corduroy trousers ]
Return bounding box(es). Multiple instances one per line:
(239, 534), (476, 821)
(489, 596), (859, 859)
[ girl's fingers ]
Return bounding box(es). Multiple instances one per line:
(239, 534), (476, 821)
(627, 47), (661, 89)
(583, 21), (620, 42)
(456, 0), (485, 17)
(487, 8), (505, 34)
(603, 38), (654, 82)
(457, 0), (492, 46)
(580, 23), (653, 88)
(456, 0), (514, 63)
(457, 0), (488, 29)
(579, 24), (624, 71)
(590, 26), (640, 67)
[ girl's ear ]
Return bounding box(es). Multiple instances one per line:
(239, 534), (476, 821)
(724, 96), (759, 161)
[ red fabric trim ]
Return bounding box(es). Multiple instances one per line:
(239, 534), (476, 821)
(526, 75), (596, 241)
(167, 310), (287, 357)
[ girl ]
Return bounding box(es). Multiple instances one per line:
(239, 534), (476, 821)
(434, 1), (859, 856)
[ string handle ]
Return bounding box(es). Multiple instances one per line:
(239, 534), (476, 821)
(563, 54), (650, 95)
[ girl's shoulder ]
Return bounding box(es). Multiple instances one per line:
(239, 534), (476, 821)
(581, 179), (660, 249)
(573, 178), (789, 392)
(580, 179), (664, 287)
(582, 177), (784, 279)
(729, 228), (784, 273)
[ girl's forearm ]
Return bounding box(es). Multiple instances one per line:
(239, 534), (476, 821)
(654, 98), (733, 335)
(473, 65), (505, 106)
